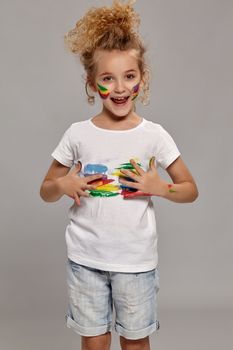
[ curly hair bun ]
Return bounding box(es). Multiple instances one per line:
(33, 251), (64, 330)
(64, 0), (140, 55)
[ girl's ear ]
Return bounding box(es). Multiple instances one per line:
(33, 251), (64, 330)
(87, 76), (97, 93)
(89, 83), (97, 93)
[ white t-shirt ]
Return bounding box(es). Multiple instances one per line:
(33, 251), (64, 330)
(51, 117), (181, 272)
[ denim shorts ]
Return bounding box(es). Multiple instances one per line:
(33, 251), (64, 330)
(65, 258), (160, 340)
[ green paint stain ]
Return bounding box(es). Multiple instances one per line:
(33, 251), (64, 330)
(89, 190), (119, 197)
(117, 162), (142, 170)
(168, 184), (176, 193)
(97, 83), (108, 92)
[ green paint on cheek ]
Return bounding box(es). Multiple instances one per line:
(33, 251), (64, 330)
(97, 83), (108, 92)
(97, 83), (110, 99)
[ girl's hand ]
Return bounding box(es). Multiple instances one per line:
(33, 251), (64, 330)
(118, 157), (167, 198)
(57, 162), (103, 206)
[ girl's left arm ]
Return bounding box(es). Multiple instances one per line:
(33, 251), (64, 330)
(161, 156), (199, 203)
(119, 157), (199, 203)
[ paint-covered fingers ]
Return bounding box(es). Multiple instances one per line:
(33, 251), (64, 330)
(85, 184), (99, 191)
(119, 169), (139, 181)
(120, 160), (145, 179)
(118, 177), (140, 189)
(130, 159), (145, 175)
(149, 156), (157, 170)
(86, 173), (103, 183)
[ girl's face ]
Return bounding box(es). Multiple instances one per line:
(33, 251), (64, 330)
(92, 49), (143, 118)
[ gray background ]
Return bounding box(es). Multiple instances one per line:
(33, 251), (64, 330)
(1, 0), (232, 349)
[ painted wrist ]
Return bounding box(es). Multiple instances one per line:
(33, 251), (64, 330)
(154, 181), (176, 198)
(162, 182), (176, 197)
(159, 181), (170, 197)
(168, 183), (176, 193)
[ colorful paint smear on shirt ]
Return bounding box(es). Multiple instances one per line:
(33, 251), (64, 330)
(83, 157), (156, 198)
(84, 163), (120, 197)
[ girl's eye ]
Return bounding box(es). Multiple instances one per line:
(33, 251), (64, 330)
(126, 74), (135, 79)
(102, 74), (135, 81)
(102, 76), (112, 82)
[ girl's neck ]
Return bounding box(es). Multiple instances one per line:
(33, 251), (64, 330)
(92, 108), (143, 131)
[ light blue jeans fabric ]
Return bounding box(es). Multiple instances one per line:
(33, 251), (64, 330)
(65, 258), (160, 340)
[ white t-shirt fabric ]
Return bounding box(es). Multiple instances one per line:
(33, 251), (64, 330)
(51, 117), (181, 272)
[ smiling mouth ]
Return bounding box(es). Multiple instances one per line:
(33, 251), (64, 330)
(111, 96), (130, 105)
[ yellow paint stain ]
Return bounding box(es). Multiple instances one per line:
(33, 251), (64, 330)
(112, 169), (138, 176)
(96, 184), (120, 191)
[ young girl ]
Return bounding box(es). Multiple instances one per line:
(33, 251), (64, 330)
(40, 1), (198, 349)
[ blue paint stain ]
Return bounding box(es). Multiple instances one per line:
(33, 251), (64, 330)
(84, 163), (108, 175)
(119, 184), (137, 191)
(118, 176), (137, 191)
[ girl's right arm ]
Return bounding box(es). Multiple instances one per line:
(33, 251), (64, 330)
(40, 159), (103, 205)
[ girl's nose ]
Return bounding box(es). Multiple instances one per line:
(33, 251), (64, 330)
(114, 80), (126, 94)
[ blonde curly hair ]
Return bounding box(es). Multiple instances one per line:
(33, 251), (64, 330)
(64, 0), (150, 105)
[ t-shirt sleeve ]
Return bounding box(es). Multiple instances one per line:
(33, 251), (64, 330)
(51, 125), (74, 167)
(155, 125), (181, 170)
